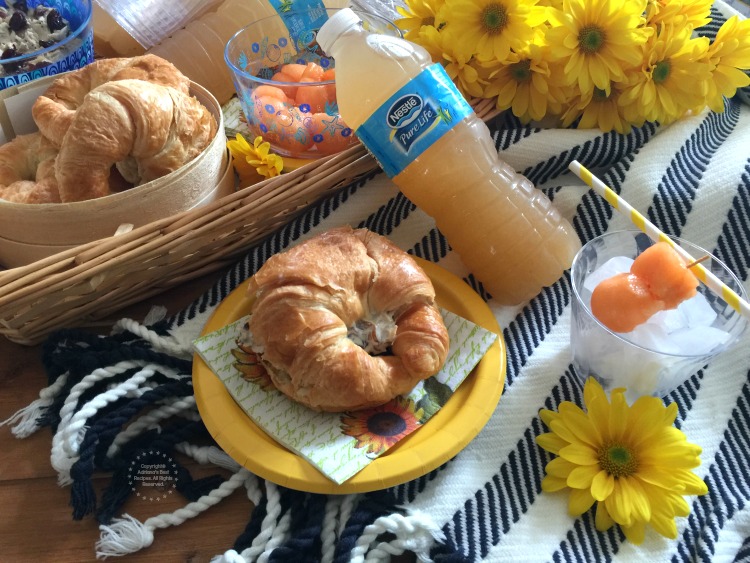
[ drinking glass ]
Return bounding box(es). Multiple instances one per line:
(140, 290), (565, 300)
(570, 230), (748, 401)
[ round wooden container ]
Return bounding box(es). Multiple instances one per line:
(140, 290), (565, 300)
(0, 81), (233, 268)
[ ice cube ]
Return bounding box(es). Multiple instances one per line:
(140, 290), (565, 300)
(625, 322), (683, 354)
(678, 292), (718, 328)
(645, 307), (688, 334)
(584, 256), (634, 292)
(668, 326), (731, 355)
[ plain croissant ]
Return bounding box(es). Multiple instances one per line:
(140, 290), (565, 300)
(55, 78), (217, 202)
(246, 226), (450, 412)
(0, 132), (61, 204)
(32, 54), (191, 148)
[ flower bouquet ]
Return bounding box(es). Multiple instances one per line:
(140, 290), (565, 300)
(394, 0), (750, 132)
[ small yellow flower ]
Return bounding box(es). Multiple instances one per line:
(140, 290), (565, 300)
(704, 15), (750, 113)
(227, 133), (284, 184)
(561, 82), (639, 134)
(485, 43), (566, 122)
(419, 25), (491, 99)
(395, 0), (447, 41)
(545, 0), (650, 95)
(645, 0), (713, 30)
(441, 0), (547, 63)
(536, 378), (708, 544)
(620, 25), (711, 124)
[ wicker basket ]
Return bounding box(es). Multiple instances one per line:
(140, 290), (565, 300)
(0, 80), (232, 268)
(0, 97), (500, 345)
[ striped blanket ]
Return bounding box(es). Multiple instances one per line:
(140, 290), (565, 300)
(4, 1), (749, 561)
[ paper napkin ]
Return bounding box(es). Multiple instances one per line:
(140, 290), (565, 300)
(193, 309), (498, 484)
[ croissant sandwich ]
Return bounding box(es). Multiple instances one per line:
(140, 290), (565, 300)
(242, 226), (450, 412)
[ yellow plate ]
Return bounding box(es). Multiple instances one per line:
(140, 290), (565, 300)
(193, 258), (506, 494)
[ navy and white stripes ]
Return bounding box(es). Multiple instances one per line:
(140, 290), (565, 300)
(4, 2), (750, 560)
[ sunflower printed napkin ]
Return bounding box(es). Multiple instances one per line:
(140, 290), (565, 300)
(193, 309), (498, 484)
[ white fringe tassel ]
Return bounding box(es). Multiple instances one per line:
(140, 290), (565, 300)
(96, 468), (251, 559)
(0, 372), (69, 438)
(96, 514), (155, 559)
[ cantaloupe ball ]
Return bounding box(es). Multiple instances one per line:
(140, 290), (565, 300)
(279, 63), (307, 82)
(270, 70), (298, 98)
(255, 96), (313, 152)
(590, 272), (665, 333)
(253, 84), (289, 104)
(630, 242), (699, 309)
(295, 79), (330, 114)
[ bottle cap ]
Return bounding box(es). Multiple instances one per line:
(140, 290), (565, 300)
(316, 8), (361, 54)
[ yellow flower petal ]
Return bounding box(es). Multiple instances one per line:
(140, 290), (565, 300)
(539, 408), (560, 427)
(595, 500), (615, 531)
(546, 456), (578, 478)
(536, 431), (568, 454)
(605, 480), (632, 526)
(590, 470), (615, 501)
(608, 388), (630, 441)
(568, 487), (596, 516)
(542, 474), (569, 492)
(650, 510), (678, 540)
(622, 520), (646, 545)
(559, 402), (602, 447)
(549, 417), (582, 444)
(559, 442), (599, 465)
(622, 477), (652, 522)
(567, 464), (601, 489)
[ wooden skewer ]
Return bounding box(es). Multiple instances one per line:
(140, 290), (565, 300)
(686, 255), (710, 269)
(568, 160), (750, 320)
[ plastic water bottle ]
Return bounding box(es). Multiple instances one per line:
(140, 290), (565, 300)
(316, 9), (581, 304)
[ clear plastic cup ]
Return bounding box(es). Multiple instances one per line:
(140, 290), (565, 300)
(570, 230), (748, 401)
(224, 7), (401, 160)
(94, 0), (222, 49)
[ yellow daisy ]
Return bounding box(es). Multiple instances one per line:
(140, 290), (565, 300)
(645, 0), (713, 30)
(561, 82), (638, 134)
(395, 0), (446, 41)
(536, 378), (708, 544)
(419, 25), (491, 99)
(620, 25), (711, 124)
(227, 133), (284, 184)
(441, 0), (548, 63)
(704, 15), (750, 113)
(485, 43), (566, 122)
(545, 0), (650, 95)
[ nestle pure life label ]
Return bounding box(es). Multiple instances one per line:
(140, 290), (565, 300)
(268, 0), (329, 48)
(356, 63), (474, 178)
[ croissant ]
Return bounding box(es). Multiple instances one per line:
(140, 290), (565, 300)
(54, 78), (217, 202)
(246, 226), (450, 412)
(0, 132), (61, 204)
(32, 54), (191, 148)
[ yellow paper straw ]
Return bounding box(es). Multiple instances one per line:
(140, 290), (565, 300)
(568, 160), (750, 320)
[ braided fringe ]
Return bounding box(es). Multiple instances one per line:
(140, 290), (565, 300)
(96, 469), (253, 558)
(8, 321), (456, 561)
(215, 488), (446, 562)
(5, 322), (257, 559)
